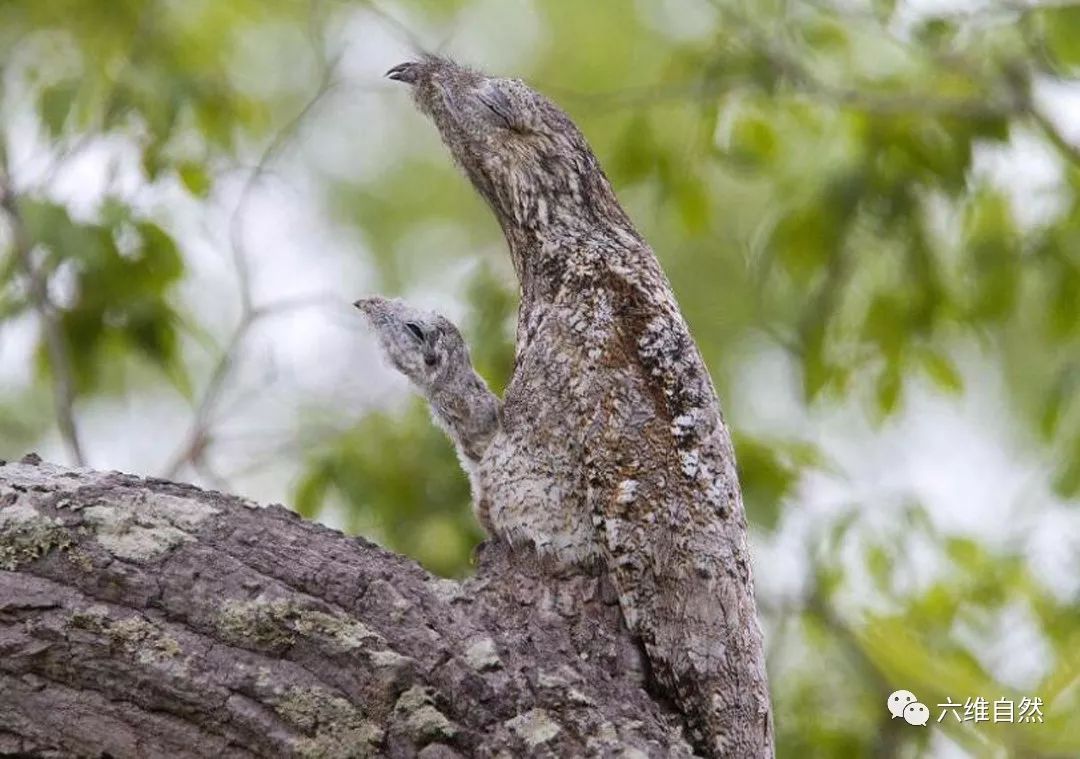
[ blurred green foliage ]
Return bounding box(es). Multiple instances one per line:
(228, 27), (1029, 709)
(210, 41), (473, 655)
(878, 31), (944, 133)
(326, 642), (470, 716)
(1, 0), (1079, 755)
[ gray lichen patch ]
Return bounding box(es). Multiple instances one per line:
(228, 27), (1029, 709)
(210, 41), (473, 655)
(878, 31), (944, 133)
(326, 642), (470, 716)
(65, 548), (95, 572)
(464, 637), (502, 671)
(293, 609), (383, 652)
(81, 490), (218, 562)
(0, 503), (71, 570)
(0, 461), (105, 496)
(536, 665), (584, 690)
(426, 577), (466, 604)
(275, 687), (384, 759)
(216, 599), (385, 654)
(506, 709), (561, 748)
(216, 599), (297, 650)
(68, 607), (184, 666)
(393, 686), (458, 745)
(368, 648), (413, 669)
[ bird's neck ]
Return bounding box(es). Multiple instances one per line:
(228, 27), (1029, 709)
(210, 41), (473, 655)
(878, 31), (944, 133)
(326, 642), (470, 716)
(503, 219), (642, 308)
(426, 366), (499, 463)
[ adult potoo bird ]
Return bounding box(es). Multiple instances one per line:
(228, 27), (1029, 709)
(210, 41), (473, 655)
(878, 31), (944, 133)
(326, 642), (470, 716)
(386, 57), (773, 757)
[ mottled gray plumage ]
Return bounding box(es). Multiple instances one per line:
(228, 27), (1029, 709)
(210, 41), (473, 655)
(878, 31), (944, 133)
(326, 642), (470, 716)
(356, 296), (500, 526)
(386, 57), (773, 757)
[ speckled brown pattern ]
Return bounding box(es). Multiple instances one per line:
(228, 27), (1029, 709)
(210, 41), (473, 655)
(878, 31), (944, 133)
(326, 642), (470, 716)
(388, 57), (773, 757)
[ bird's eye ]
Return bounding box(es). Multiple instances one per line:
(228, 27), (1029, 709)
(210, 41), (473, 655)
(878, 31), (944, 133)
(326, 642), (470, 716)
(405, 322), (424, 341)
(478, 88), (515, 130)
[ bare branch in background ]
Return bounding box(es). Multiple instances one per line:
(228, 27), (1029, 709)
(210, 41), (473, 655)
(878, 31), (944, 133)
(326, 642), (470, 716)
(228, 53), (341, 312)
(162, 293), (336, 480)
(555, 55), (1015, 119)
(352, 0), (431, 55)
(560, 0), (1022, 120)
(163, 6), (344, 482)
(1029, 107), (1080, 168)
(0, 6), (160, 468)
(1014, 16), (1080, 169)
(0, 168), (86, 466)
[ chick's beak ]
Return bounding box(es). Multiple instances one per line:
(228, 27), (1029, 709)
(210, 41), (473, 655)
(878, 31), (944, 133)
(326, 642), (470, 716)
(353, 296), (387, 317)
(385, 62), (421, 84)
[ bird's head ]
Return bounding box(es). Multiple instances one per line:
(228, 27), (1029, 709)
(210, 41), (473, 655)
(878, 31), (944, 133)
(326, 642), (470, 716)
(386, 57), (630, 243)
(354, 296), (470, 391)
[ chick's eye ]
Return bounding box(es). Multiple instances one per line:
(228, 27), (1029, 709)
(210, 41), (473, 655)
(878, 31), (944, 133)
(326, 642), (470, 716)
(405, 322), (424, 341)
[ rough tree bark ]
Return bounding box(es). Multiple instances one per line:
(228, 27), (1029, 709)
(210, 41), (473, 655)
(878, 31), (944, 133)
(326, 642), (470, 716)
(0, 454), (700, 758)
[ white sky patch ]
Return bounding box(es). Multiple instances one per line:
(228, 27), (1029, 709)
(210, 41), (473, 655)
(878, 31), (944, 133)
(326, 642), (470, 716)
(0, 313), (39, 387)
(734, 341), (1075, 607)
(230, 20), (320, 100)
(972, 127), (1068, 230)
(444, 0), (548, 74)
(1034, 74), (1080, 153)
(953, 600), (1053, 691)
(893, 0), (998, 27)
(635, 0), (719, 43)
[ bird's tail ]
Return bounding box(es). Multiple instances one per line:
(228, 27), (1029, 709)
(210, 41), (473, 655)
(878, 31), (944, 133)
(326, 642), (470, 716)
(609, 558), (774, 758)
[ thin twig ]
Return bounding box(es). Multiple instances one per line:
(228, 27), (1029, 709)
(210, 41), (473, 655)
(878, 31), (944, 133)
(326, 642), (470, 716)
(228, 68), (339, 313)
(560, 0), (1017, 120)
(163, 2), (343, 480)
(161, 294), (330, 479)
(1013, 15), (1080, 169)
(1029, 105), (1080, 168)
(0, 169), (85, 465)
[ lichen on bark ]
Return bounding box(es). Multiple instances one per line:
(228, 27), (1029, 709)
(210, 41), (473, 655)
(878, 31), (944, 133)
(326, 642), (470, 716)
(0, 456), (698, 757)
(0, 502), (70, 570)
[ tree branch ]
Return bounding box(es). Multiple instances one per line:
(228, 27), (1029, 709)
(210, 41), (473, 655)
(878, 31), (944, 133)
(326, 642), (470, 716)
(164, 20), (342, 480)
(0, 455), (695, 757)
(0, 175), (85, 467)
(162, 294), (334, 480)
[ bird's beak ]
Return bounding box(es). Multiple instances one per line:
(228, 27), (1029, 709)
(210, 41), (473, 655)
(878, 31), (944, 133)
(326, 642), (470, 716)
(353, 296), (385, 316)
(385, 62), (420, 85)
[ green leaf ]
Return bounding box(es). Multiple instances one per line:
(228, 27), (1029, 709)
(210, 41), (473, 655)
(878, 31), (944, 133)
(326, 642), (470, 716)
(964, 190), (1019, 322)
(862, 294), (907, 361)
(802, 18), (850, 52)
(610, 114), (658, 184)
(136, 222), (184, 284)
(294, 401), (482, 577)
(39, 80), (79, 137)
(872, 0), (897, 22)
(674, 175), (710, 232)
(945, 537), (984, 571)
(294, 466), (331, 519)
(1053, 435), (1080, 498)
(1049, 260), (1080, 339)
(876, 365), (903, 415)
(177, 162), (212, 198)
(915, 19), (957, 48)
(734, 434), (809, 531)
(463, 263), (516, 388)
(726, 110), (777, 168)
(918, 349), (963, 395)
(1043, 5), (1080, 74)
(867, 544), (892, 593)
(1040, 365), (1078, 441)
